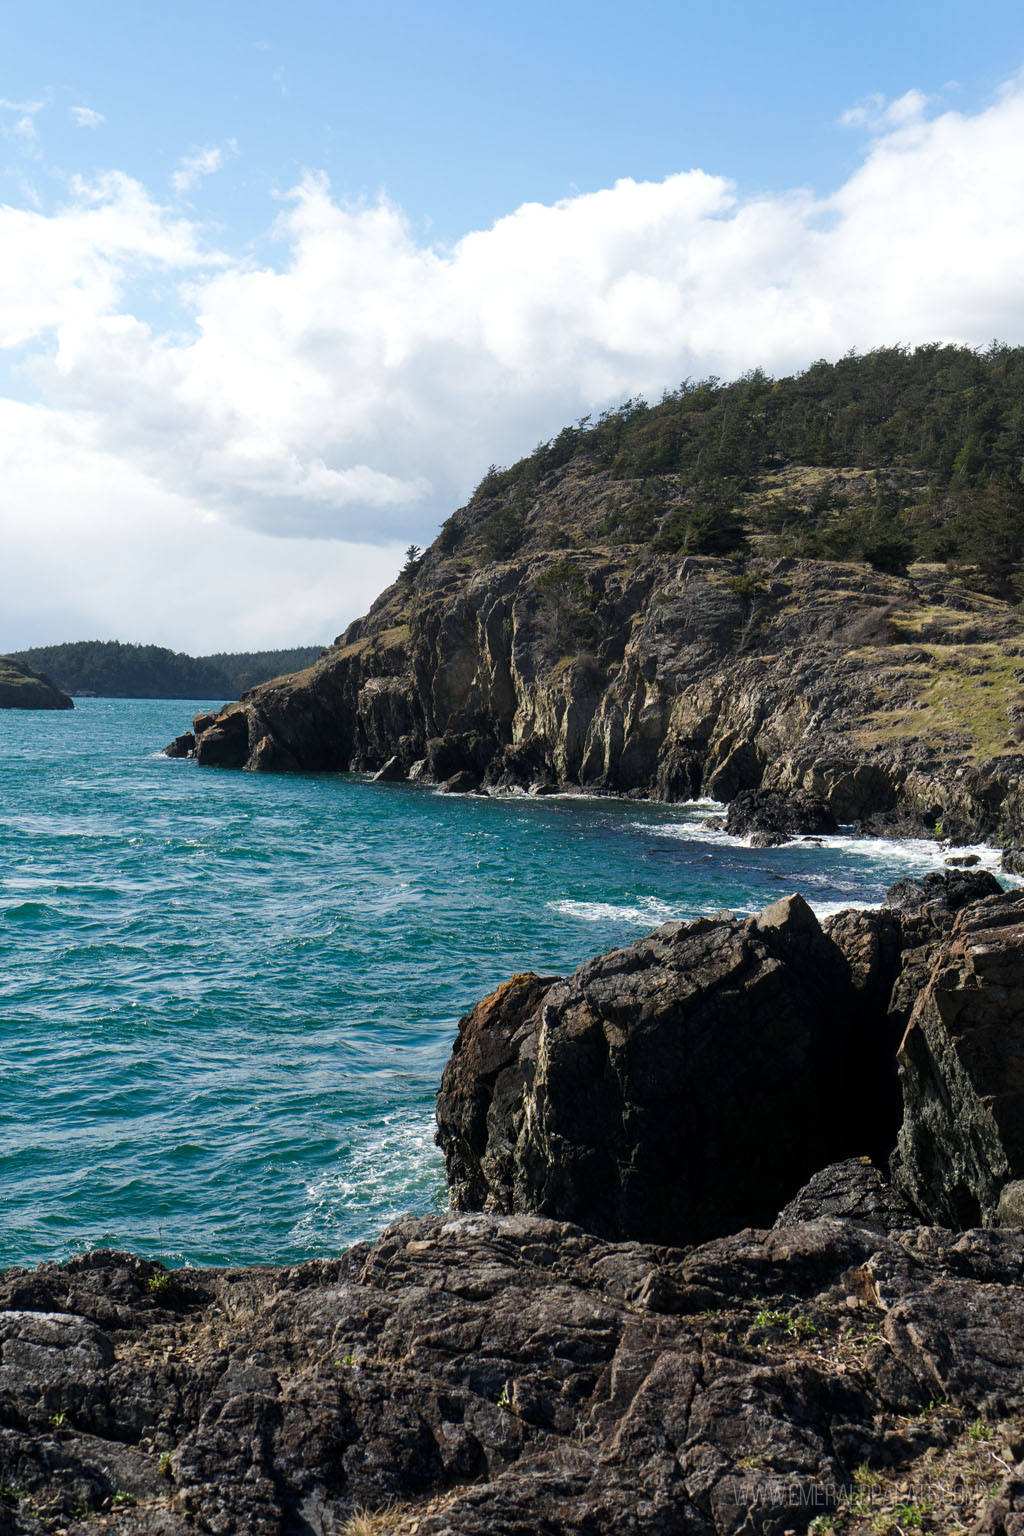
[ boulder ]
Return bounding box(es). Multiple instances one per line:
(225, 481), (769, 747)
(372, 754), (407, 782)
(892, 891), (1024, 1226)
(193, 709), (250, 768)
(884, 868), (1002, 918)
(774, 1157), (916, 1233)
(437, 895), (900, 1245)
(163, 731), (195, 759)
(439, 769), (481, 793)
(724, 788), (838, 846)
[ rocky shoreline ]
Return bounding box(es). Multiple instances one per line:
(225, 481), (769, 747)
(4, 871), (1024, 1535)
(0, 657), (73, 711)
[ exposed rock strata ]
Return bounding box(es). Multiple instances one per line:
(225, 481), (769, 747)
(5, 1216), (1024, 1535)
(0, 656), (73, 710)
(170, 466), (1024, 840)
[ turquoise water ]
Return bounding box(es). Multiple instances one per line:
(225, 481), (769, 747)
(0, 699), (995, 1270)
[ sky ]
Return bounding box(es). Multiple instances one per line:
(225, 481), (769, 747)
(3, 2), (1024, 652)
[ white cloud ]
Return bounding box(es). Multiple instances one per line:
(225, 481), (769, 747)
(3, 75), (1024, 646)
(0, 400), (402, 650)
(70, 105), (105, 128)
(0, 172), (221, 348)
(171, 142), (236, 194)
(841, 88), (932, 131)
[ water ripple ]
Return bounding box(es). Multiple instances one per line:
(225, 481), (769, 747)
(0, 698), (970, 1270)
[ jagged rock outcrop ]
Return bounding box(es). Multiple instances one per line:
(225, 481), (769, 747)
(6, 880), (1024, 1532)
(437, 876), (1024, 1248)
(892, 890), (1024, 1227)
(0, 656), (72, 710)
(6, 1215), (1024, 1535)
(436, 894), (902, 1245)
(169, 460), (1024, 841)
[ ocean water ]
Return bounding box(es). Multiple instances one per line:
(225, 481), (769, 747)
(0, 698), (1005, 1271)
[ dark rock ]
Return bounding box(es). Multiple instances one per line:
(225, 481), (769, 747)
(1002, 846), (1024, 875)
(774, 1158), (916, 1232)
(436, 973), (559, 1211)
(945, 853), (981, 867)
(822, 906), (904, 1017)
(0, 655), (73, 710)
(372, 754), (407, 782)
(437, 894), (900, 1245)
(163, 731), (195, 759)
(892, 891), (1024, 1227)
(439, 769), (481, 793)
(193, 709), (250, 768)
(725, 788), (838, 846)
(8, 1219), (1024, 1534)
(884, 867), (1003, 920)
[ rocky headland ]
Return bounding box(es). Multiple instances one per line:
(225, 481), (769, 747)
(165, 346), (1024, 844)
(0, 657), (72, 711)
(5, 871), (1024, 1536)
(168, 476), (1024, 846)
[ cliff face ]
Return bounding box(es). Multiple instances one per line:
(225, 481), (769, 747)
(178, 463), (1024, 841)
(0, 655), (73, 710)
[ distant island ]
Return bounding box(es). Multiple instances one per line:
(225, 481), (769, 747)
(10, 640), (326, 700)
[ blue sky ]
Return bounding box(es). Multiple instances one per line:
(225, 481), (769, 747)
(3, 2), (1024, 649)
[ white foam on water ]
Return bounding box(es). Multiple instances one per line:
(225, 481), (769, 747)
(548, 897), (679, 926)
(547, 895), (737, 926)
(634, 812), (1014, 873)
(290, 1112), (445, 1250)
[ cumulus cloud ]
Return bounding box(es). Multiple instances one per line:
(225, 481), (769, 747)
(2, 74), (1024, 646)
(70, 105), (105, 128)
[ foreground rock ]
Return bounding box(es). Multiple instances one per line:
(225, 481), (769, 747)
(437, 894), (901, 1245)
(893, 891), (1024, 1227)
(438, 876), (1024, 1248)
(4, 1215), (1024, 1535)
(0, 656), (72, 710)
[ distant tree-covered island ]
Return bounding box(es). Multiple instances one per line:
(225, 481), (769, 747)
(10, 641), (326, 699)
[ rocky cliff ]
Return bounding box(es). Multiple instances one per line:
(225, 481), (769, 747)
(171, 461), (1024, 843)
(0, 656), (73, 710)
